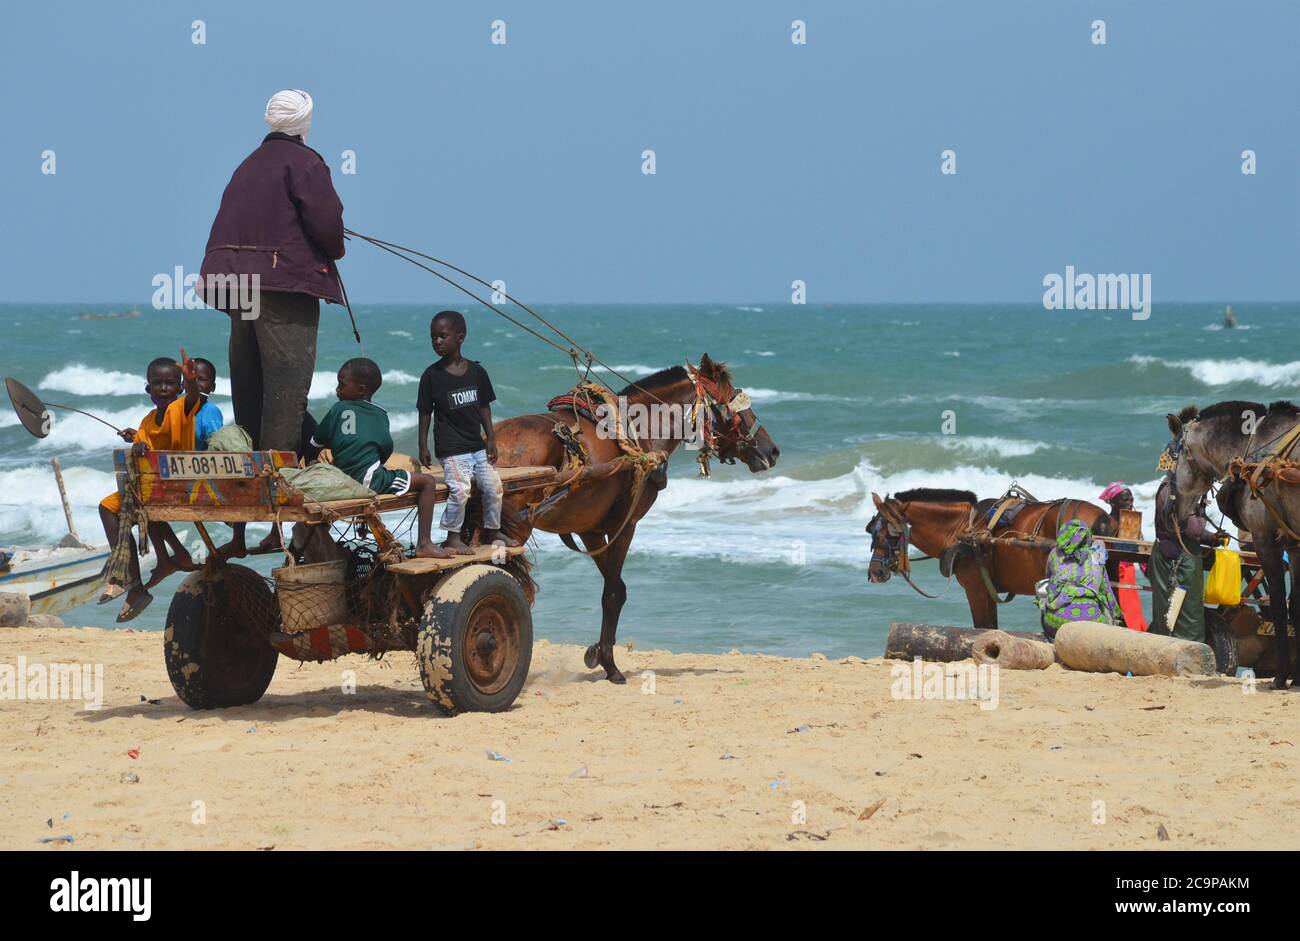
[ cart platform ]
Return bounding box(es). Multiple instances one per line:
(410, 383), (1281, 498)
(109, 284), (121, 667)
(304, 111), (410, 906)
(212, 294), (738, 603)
(114, 448), (558, 523)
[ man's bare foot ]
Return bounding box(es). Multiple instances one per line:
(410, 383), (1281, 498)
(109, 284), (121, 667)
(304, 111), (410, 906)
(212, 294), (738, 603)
(143, 554), (183, 589)
(216, 538), (248, 560)
(441, 534), (476, 556)
(481, 529), (520, 548)
(416, 540), (455, 559)
(173, 549), (201, 573)
(254, 529), (282, 553)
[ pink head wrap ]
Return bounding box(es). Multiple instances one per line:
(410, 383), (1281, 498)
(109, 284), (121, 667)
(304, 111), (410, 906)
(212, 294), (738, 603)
(1098, 482), (1129, 502)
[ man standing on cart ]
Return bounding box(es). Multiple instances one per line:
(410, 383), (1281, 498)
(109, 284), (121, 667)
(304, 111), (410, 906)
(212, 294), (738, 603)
(197, 89), (347, 557)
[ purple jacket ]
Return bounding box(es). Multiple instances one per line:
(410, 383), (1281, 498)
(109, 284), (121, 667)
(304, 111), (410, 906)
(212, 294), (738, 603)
(199, 133), (345, 305)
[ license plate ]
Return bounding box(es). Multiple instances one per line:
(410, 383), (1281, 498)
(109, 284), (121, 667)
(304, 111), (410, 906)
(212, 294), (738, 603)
(159, 452), (255, 480)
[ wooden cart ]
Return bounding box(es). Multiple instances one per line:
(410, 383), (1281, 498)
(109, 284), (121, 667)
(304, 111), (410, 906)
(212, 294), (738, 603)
(1096, 535), (1290, 675)
(116, 448), (558, 714)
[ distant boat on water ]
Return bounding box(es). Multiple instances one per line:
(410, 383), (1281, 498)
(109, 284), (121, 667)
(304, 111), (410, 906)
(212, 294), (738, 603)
(1223, 305), (1238, 329)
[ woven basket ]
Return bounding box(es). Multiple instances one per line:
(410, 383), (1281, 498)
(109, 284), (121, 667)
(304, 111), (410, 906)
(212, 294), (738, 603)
(273, 559), (348, 634)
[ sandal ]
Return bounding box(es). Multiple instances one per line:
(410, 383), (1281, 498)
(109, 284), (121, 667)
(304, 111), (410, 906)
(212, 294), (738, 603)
(97, 581), (137, 605)
(115, 591), (153, 623)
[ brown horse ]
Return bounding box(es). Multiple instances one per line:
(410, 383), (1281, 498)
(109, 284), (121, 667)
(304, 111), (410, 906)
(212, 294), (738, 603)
(866, 488), (1112, 630)
(491, 355), (780, 682)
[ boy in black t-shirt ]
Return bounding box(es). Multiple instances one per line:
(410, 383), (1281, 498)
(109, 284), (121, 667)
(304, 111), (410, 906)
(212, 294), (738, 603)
(417, 310), (519, 553)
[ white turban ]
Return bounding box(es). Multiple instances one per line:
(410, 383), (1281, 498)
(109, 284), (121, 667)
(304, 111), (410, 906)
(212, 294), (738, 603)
(264, 89), (313, 142)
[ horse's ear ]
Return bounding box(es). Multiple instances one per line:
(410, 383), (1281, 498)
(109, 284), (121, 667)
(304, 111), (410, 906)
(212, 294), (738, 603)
(699, 353), (714, 371)
(1166, 413), (1183, 438)
(684, 358), (699, 378)
(871, 492), (884, 510)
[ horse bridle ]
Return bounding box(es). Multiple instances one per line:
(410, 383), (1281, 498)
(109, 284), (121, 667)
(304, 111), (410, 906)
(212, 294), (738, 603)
(866, 504), (958, 599)
(690, 366), (764, 475)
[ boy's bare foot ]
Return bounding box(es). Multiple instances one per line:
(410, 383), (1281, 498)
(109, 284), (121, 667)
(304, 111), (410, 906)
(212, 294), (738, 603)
(441, 534), (476, 556)
(480, 529), (520, 548)
(143, 554), (184, 590)
(415, 540), (455, 560)
(254, 529), (282, 553)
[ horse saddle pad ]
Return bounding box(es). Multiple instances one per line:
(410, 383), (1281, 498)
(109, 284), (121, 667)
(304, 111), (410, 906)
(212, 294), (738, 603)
(983, 498), (1028, 533)
(548, 392), (601, 424)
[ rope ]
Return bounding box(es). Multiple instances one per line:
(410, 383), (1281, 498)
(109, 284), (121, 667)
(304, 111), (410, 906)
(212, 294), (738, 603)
(343, 228), (673, 407)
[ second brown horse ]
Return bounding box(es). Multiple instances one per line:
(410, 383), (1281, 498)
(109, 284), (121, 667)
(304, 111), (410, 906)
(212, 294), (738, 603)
(866, 488), (1113, 630)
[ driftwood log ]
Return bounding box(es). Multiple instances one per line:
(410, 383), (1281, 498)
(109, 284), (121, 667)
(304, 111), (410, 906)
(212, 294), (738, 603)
(969, 629), (1057, 670)
(885, 622), (1044, 663)
(1054, 620), (1216, 676)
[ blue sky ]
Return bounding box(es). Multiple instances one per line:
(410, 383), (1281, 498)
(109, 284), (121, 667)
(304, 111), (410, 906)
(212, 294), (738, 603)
(1, 0), (1296, 303)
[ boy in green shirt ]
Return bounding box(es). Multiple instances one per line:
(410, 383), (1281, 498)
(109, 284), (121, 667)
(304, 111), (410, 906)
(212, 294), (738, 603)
(308, 358), (448, 558)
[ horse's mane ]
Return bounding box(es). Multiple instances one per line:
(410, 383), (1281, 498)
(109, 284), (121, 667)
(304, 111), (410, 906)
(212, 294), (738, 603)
(1196, 400), (1265, 423)
(1268, 400), (1300, 417)
(619, 366), (688, 397)
(893, 488), (978, 506)
(619, 360), (732, 397)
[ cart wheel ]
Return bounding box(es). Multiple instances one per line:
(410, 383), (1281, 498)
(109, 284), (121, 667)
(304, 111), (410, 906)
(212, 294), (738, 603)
(164, 564), (278, 709)
(416, 565), (533, 714)
(1205, 609), (1239, 676)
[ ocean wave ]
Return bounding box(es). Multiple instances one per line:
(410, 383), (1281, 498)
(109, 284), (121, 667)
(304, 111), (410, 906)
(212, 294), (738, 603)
(600, 459), (1167, 565)
(937, 436), (1047, 459)
(537, 363), (658, 375)
(1129, 355), (1300, 388)
(388, 412), (419, 434)
(0, 465), (118, 543)
(744, 388), (855, 404)
(39, 364), (144, 397)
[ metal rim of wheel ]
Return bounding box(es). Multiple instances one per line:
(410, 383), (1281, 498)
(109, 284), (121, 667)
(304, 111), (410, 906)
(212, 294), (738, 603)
(463, 594), (521, 696)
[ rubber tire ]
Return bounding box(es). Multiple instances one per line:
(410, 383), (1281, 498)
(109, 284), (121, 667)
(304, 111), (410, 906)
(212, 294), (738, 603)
(416, 565), (533, 715)
(164, 565), (279, 709)
(1204, 609), (1239, 676)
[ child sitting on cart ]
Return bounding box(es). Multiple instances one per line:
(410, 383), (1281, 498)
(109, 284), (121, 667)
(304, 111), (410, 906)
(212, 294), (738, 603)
(190, 357), (225, 450)
(97, 352), (204, 621)
(306, 357), (450, 559)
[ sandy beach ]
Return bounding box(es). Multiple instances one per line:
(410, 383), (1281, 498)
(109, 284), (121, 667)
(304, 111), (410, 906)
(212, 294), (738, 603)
(1, 625), (1297, 851)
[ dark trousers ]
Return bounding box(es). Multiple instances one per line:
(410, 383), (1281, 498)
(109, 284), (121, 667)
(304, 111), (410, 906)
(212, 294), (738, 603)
(228, 290), (319, 451)
(1149, 549), (1205, 642)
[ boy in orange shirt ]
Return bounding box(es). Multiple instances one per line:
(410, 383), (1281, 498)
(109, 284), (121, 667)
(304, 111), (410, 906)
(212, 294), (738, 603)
(98, 353), (203, 621)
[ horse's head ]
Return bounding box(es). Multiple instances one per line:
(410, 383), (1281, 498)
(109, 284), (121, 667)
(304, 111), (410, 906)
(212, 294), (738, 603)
(688, 354), (780, 472)
(1164, 405), (1213, 525)
(866, 492), (906, 583)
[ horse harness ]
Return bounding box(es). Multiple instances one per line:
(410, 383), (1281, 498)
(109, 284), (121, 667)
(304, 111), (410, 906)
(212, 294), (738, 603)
(536, 363), (760, 557)
(872, 493), (1090, 604)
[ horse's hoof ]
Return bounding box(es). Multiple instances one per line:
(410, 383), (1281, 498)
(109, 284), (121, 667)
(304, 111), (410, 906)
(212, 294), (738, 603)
(1273, 675), (1289, 691)
(606, 669), (627, 685)
(583, 645), (600, 669)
